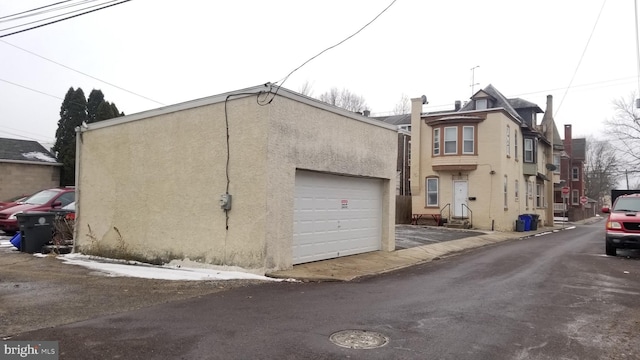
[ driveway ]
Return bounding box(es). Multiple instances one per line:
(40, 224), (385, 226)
(0, 224), (510, 337)
(395, 224), (486, 250)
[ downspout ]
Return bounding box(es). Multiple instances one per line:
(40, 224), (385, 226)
(72, 126), (82, 253)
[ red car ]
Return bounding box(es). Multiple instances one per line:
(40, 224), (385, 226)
(0, 188), (75, 234)
(602, 193), (640, 256)
(0, 194), (29, 211)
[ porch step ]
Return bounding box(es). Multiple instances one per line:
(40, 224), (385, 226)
(445, 219), (471, 229)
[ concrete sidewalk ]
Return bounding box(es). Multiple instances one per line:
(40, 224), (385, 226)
(267, 222), (589, 282)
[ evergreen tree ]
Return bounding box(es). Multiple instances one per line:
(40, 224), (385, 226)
(53, 87), (124, 186)
(111, 102), (124, 117)
(53, 87), (87, 186)
(96, 101), (115, 121)
(86, 89), (105, 124)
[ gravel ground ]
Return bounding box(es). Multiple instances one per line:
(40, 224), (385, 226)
(0, 238), (270, 338)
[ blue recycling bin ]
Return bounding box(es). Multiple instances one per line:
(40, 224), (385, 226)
(518, 214), (532, 231)
(526, 214), (539, 230)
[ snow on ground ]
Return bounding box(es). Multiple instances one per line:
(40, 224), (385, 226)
(1, 240), (284, 281)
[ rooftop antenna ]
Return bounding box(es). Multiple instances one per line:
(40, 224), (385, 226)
(470, 65), (480, 96)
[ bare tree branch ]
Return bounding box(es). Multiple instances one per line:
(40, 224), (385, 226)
(393, 94), (410, 115)
(318, 87), (369, 113)
(605, 93), (640, 171)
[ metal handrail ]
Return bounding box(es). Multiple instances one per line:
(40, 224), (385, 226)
(461, 204), (472, 228)
(440, 203), (450, 225)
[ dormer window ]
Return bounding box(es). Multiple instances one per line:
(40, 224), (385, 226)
(475, 99), (488, 110)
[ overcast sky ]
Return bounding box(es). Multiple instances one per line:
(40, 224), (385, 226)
(0, 0), (636, 148)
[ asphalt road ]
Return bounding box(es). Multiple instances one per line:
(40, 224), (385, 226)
(6, 221), (640, 359)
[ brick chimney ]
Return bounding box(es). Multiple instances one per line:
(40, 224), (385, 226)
(563, 124), (572, 156)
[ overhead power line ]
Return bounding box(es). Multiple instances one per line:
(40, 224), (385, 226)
(0, 0), (120, 32)
(0, 0), (73, 21)
(1, 40), (165, 105)
(555, 0), (608, 117)
(0, 0), (131, 39)
(269, 0), (397, 101)
(0, 78), (63, 101)
(0, 129), (54, 143)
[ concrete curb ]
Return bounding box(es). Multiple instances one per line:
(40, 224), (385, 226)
(267, 220), (599, 282)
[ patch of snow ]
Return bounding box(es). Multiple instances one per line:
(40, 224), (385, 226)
(0, 240), (14, 248)
(56, 253), (284, 281)
(21, 151), (57, 163)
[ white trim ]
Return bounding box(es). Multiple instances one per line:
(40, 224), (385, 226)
(0, 159), (62, 166)
(422, 107), (522, 124)
(82, 84), (396, 133)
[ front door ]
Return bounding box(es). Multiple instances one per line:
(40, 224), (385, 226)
(453, 181), (468, 218)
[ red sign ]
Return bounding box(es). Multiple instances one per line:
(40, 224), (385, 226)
(580, 196), (588, 205)
(561, 186), (570, 195)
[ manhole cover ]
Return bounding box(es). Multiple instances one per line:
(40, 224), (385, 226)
(329, 330), (389, 349)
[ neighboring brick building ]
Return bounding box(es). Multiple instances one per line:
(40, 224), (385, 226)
(556, 125), (587, 221)
(0, 138), (62, 200)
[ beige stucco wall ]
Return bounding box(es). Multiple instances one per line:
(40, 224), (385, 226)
(76, 90), (396, 272)
(411, 108), (551, 231)
(263, 95), (397, 269)
(0, 162), (61, 200)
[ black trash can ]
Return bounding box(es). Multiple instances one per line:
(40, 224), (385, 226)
(527, 214), (539, 230)
(515, 219), (525, 232)
(16, 212), (55, 253)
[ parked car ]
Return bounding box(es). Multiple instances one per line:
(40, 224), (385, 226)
(601, 193), (640, 256)
(0, 188), (75, 234)
(0, 194), (29, 211)
(51, 201), (76, 221)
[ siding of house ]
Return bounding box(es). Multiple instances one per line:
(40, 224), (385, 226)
(0, 162), (61, 200)
(411, 103), (542, 231)
(76, 89), (396, 272)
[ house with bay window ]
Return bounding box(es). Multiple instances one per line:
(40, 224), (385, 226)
(410, 84), (561, 231)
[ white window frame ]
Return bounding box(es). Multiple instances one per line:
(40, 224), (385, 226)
(514, 131), (518, 160)
(515, 179), (519, 201)
(476, 99), (487, 110)
(504, 175), (508, 209)
(444, 127), (458, 155)
(524, 138), (534, 163)
(433, 128), (440, 156)
(463, 126), (474, 154)
(553, 154), (561, 174)
(426, 177), (439, 207)
(572, 189), (579, 205)
(536, 183), (543, 208)
(506, 125), (510, 157)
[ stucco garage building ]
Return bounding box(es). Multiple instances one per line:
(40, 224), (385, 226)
(0, 137), (61, 201)
(75, 85), (397, 272)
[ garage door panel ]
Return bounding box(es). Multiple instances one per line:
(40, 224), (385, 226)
(293, 171), (382, 264)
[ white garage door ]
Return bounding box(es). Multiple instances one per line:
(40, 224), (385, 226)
(293, 170), (383, 264)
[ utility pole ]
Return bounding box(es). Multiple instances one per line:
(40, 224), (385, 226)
(470, 65), (480, 96)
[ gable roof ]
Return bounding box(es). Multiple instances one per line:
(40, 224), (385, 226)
(0, 138), (60, 165)
(508, 98), (543, 113)
(460, 84), (523, 123)
(83, 84), (397, 133)
(373, 113), (411, 126)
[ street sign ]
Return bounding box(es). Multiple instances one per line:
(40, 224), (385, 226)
(561, 186), (570, 195)
(580, 196), (588, 205)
